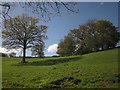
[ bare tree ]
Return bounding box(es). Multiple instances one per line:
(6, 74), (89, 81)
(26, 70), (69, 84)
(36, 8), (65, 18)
(0, 1), (79, 21)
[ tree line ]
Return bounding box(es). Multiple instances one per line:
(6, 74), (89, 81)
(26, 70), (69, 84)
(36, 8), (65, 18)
(57, 20), (120, 56)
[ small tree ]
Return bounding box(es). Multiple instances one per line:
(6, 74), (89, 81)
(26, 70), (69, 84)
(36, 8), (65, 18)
(31, 27), (47, 58)
(2, 14), (47, 63)
(31, 44), (44, 58)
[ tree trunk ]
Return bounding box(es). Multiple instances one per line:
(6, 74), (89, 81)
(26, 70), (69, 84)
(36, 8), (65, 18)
(22, 42), (27, 63)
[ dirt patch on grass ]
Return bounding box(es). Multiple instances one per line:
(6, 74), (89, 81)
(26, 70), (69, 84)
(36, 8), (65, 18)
(44, 77), (81, 88)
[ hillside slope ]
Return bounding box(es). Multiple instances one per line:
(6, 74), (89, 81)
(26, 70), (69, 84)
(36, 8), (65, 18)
(2, 48), (120, 88)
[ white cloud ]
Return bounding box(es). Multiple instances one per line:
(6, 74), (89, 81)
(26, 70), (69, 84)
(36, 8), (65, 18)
(47, 44), (58, 53)
(0, 47), (22, 55)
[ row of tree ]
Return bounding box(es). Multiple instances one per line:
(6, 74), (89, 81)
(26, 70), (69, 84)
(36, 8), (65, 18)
(57, 20), (120, 56)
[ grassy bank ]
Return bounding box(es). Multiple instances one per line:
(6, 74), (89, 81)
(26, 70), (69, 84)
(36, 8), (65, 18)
(2, 48), (120, 88)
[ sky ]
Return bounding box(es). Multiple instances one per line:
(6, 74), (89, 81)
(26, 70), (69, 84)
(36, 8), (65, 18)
(0, 2), (119, 56)
(44, 2), (119, 56)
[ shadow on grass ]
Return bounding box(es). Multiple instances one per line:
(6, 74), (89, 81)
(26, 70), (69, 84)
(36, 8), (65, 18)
(43, 77), (81, 88)
(13, 56), (81, 66)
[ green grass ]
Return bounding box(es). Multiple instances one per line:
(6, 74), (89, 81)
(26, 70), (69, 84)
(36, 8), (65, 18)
(2, 48), (120, 88)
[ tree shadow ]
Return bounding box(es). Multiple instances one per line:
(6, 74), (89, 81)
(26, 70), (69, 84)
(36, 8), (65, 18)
(13, 56), (81, 66)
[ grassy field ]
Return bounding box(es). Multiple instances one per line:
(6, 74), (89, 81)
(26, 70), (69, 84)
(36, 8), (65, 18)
(2, 48), (120, 88)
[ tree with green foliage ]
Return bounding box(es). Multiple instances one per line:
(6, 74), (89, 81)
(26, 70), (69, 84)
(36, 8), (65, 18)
(69, 26), (88, 55)
(2, 14), (47, 63)
(95, 20), (119, 50)
(31, 26), (47, 58)
(31, 44), (45, 58)
(57, 19), (120, 56)
(57, 34), (76, 56)
(82, 20), (100, 52)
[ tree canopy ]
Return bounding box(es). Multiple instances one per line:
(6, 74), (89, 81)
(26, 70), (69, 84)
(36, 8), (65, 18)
(31, 27), (47, 58)
(57, 20), (120, 56)
(57, 34), (76, 56)
(2, 14), (47, 63)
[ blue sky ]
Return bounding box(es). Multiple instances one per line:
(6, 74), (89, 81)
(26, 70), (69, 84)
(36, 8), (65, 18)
(1, 2), (119, 56)
(43, 2), (119, 56)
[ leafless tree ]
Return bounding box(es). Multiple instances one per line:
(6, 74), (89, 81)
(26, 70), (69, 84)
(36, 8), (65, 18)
(0, 1), (79, 21)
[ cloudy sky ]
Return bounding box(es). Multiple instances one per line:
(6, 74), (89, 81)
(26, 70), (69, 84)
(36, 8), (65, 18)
(0, 1), (119, 56)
